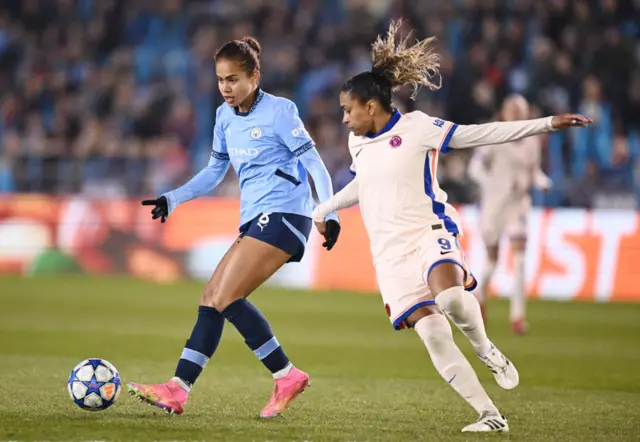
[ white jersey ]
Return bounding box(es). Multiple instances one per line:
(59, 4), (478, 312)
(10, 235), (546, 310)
(314, 110), (553, 265)
(313, 111), (553, 328)
(348, 111), (461, 265)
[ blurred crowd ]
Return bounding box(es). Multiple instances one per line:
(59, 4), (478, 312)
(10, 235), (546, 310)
(0, 0), (638, 208)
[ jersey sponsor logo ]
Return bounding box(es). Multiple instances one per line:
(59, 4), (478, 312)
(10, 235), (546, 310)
(433, 119), (445, 128)
(250, 127), (262, 139)
(291, 126), (308, 138)
(228, 147), (259, 157)
(389, 136), (402, 148)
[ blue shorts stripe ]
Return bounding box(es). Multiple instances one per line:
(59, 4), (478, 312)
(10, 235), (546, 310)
(426, 258), (465, 280)
(282, 217), (307, 247)
(392, 300), (437, 330)
(181, 348), (210, 368)
(254, 337), (280, 360)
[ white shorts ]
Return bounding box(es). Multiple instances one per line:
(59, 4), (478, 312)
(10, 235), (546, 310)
(375, 231), (478, 330)
(480, 194), (531, 247)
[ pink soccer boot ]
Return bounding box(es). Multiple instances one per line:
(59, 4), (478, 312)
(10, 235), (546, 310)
(260, 367), (310, 418)
(128, 378), (189, 415)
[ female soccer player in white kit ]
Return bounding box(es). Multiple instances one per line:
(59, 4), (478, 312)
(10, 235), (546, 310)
(468, 95), (552, 334)
(313, 21), (592, 433)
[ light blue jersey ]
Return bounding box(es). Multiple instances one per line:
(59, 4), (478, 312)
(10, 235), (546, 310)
(164, 89), (337, 226)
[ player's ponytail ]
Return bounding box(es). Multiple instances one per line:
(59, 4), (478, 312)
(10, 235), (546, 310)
(215, 36), (261, 75)
(341, 19), (442, 113)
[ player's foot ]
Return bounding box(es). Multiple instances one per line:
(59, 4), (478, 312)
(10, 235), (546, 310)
(260, 367), (310, 419)
(477, 343), (519, 390)
(462, 411), (509, 432)
(511, 318), (528, 335)
(127, 379), (188, 415)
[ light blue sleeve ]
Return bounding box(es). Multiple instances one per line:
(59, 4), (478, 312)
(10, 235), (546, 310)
(297, 148), (338, 222)
(162, 117), (230, 215)
(274, 99), (338, 222)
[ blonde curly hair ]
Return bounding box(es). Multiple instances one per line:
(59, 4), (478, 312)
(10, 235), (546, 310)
(370, 19), (442, 100)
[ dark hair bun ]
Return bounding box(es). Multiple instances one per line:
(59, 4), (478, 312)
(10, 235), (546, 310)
(241, 37), (261, 55)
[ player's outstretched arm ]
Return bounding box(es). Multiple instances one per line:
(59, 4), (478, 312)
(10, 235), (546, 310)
(449, 114), (593, 149)
(141, 156), (230, 223)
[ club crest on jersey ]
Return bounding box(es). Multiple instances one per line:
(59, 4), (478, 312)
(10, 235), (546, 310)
(389, 135), (402, 148)
(251, 127), (262, 139)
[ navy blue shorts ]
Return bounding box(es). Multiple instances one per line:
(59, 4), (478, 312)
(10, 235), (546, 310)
(238, 212), (312, 263)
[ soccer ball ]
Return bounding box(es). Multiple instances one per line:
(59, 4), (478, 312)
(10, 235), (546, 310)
(68, 358), (121, 411)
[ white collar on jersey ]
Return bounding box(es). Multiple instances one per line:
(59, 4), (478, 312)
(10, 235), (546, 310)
(365, 109), (402, 139)
(234, 88), (265, 117)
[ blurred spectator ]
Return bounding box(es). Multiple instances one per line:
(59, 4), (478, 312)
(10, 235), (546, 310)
(0, 0), (637, 208)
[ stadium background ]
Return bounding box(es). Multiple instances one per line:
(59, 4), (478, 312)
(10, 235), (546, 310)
(0, 1), (639, 441)
(0, 0), (639, 300)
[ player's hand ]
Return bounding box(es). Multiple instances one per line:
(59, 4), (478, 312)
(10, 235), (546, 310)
(141, 196), (169, 223)
(551, 114), (593, 130)
(321, 219), (341, 251)
(534, 173), (553, 191)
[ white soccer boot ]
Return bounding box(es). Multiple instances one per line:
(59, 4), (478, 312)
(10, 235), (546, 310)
(477, 342), (519, 390)
(462, 411), (509, 432)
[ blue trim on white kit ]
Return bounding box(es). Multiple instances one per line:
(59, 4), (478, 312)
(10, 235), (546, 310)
(423, 152), (459, 235)
(254, 337), (281, 360)
(439, 123), (459, 154)
(392, 300), (437, 330)
(426, 258), (465, 280)
(181, 348), (210, 368)
(282, 217), (307, 246)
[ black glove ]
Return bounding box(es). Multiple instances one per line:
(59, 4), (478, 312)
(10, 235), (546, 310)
(141, 196), (169, 223)
(322, 219), (341, 251)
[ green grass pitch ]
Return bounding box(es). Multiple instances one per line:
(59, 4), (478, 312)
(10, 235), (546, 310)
(1, 275), (639, 441)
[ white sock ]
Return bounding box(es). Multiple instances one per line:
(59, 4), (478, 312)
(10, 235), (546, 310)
(435, 286), (492, 356)
(510, 250), (526, 322)
(415, 315), (499, 416)
(171, 376), (192, 393)
(478, 259), (496, 302)
(273, 362), (293, 379)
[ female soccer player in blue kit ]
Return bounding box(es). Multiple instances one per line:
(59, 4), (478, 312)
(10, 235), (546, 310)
(128, 37), (341, 418)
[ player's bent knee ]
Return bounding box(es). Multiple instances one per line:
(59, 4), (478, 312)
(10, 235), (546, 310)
(210, 292), (243, 312)
(427, 262), (465, 295)
(434, 286), (466, 312)
(405, 304), (442, 328)
(414, 314), (455, 352)
(199, 283), (218, 307)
